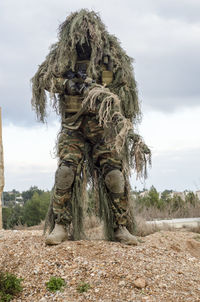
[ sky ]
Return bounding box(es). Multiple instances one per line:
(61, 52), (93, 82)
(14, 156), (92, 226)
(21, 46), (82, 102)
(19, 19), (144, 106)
(1, 0), (200, 192)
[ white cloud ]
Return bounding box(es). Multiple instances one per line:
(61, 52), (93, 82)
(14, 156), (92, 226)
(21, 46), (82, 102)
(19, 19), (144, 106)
(133, 147), (200, 192)
(3, 122), (59, 190)
(140, 106), (200, 152)
(132, 106), (200, 191)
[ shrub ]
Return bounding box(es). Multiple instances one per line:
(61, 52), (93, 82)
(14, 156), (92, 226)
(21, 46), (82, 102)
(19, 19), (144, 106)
(134, 216), (160, 237)
(4, 205), (25, 229)
(46, 276), (65, 292)
(0, 272), (23, 302)
(23, 192), (50, 227)
(77, 282), (90, 293)
(2, 208), (13, 229)
(2, 190), (51, 229)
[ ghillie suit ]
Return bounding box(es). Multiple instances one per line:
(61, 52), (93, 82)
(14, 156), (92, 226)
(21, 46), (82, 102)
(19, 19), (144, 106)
(31, 9), (151, 242)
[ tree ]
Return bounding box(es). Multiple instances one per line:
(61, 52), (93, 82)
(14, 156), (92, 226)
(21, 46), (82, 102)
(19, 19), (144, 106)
(5, 205), (24, 229)
(2, 207), (13, 229)
(136, 186), (164, 210)
(3, 192), (17, 203)
(185, 191), (198, 206)
(161, 190), (173, 203)
(22, 186), (43, 203)
(148, 186), (165, 208)
(2, 190), (51, 229)
(23, 191), (50, 226)
(170, 195), (184, 211)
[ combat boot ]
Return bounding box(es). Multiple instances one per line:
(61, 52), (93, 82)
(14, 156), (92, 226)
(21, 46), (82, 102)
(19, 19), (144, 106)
(115, 226), (138, 245)
(45, 223), (68, 245)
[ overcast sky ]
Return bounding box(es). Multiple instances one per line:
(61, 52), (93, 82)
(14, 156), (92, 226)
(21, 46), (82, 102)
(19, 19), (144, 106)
(1, 0), (200, 192)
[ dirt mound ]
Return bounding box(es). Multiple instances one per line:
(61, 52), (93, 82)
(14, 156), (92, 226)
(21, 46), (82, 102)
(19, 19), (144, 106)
(0, 229), (200, 301)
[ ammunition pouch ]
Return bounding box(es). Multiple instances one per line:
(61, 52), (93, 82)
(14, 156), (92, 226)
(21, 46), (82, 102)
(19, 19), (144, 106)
(102, 70), (113, 86)
(62, 95), (83, 114)
(75, 60), (90, 74)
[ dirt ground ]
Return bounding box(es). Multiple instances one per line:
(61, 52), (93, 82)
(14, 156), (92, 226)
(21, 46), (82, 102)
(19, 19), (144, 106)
(0, 229), (200, 302)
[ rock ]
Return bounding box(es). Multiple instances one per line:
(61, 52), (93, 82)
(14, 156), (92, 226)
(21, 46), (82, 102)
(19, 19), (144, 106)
(133, 277), (146, 288)
(171, 244), (181, 252)
(141, 297), (151, 302)
(131, 290), (136, 299)
(119, 280), (126, 287)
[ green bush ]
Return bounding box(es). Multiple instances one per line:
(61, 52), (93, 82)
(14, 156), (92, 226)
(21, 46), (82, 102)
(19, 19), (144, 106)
(23, 192), (50, 227)
(2, 208), (13, 229)
(0, 272), (23, 302)
(136, 186), (162, 209)
(77, 282), (90, 293)
(22, 186), (44, 203)
(46, 276), (65, 292)
(4, 205), (25, 229)
(2, 190), (51, 229)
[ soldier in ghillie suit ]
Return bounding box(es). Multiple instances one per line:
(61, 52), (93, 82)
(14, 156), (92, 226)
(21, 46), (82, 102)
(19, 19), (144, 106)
(31, 9), (151, 245)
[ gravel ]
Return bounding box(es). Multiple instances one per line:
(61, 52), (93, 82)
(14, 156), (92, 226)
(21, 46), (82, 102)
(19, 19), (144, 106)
(0, 229), (200, 301)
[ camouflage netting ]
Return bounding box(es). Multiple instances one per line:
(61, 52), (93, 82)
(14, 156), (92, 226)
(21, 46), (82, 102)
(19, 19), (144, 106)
(32, 9), (151, 239)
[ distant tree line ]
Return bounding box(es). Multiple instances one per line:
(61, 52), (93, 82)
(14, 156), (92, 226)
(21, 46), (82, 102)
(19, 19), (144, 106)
(133, 186), (200, 219)
(2, 186), (51, 229)
(2, 185), (200, 229)
(3, 186), (44, 205)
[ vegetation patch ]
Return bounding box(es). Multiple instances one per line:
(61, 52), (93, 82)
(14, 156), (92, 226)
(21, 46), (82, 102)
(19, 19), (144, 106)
(46, 276), (65, 292)
(134, 186), (200, 221)
(2, 187), (50, 229)
(0, 272), (23, 302)
(77, 282), (90, 293)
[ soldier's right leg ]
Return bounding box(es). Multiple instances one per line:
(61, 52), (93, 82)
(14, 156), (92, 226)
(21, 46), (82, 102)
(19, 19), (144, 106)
(45, 128), (84, 245)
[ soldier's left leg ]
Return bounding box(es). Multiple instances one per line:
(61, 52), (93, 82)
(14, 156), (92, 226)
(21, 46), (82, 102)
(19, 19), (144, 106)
(94, 146), (138, 245)
(104, 167), (138, 245)
(83, 115), (138, 245)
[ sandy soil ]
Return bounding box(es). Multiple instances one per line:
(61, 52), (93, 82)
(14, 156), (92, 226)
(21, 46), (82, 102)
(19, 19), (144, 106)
(0, 229), (200, 301)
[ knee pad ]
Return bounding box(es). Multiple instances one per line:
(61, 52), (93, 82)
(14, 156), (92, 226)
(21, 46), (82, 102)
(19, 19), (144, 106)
(105, 169), (125, 194)
(55, 164), (75, 191)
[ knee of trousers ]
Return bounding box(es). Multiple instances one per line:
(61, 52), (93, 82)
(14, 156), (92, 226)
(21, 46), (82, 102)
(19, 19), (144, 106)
(55, 163), (75, 191)
(104, 169), (125, 194)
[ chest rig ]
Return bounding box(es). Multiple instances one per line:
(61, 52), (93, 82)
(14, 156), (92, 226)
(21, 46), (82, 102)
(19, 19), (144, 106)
(62, 60), (113, 116)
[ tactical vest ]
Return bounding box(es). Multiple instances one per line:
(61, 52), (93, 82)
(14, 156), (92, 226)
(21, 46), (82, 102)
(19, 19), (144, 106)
(62, 60), (113, 116)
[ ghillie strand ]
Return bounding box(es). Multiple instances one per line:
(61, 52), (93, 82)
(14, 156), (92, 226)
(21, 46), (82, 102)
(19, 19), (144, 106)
(31, 9), (140, 124)
(128, 133), (152, 179)
(82, 84), (133, 153)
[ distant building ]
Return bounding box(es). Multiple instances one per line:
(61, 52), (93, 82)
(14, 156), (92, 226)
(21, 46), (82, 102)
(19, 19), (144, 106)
(195, 191), (200, 200)
(139, 191), (149, 198)
(15, 196), (24, 206)
(172, 192), (186, 201)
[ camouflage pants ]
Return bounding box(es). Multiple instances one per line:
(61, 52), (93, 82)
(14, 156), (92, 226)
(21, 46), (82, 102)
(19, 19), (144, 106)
(52, 114), (129, 229)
